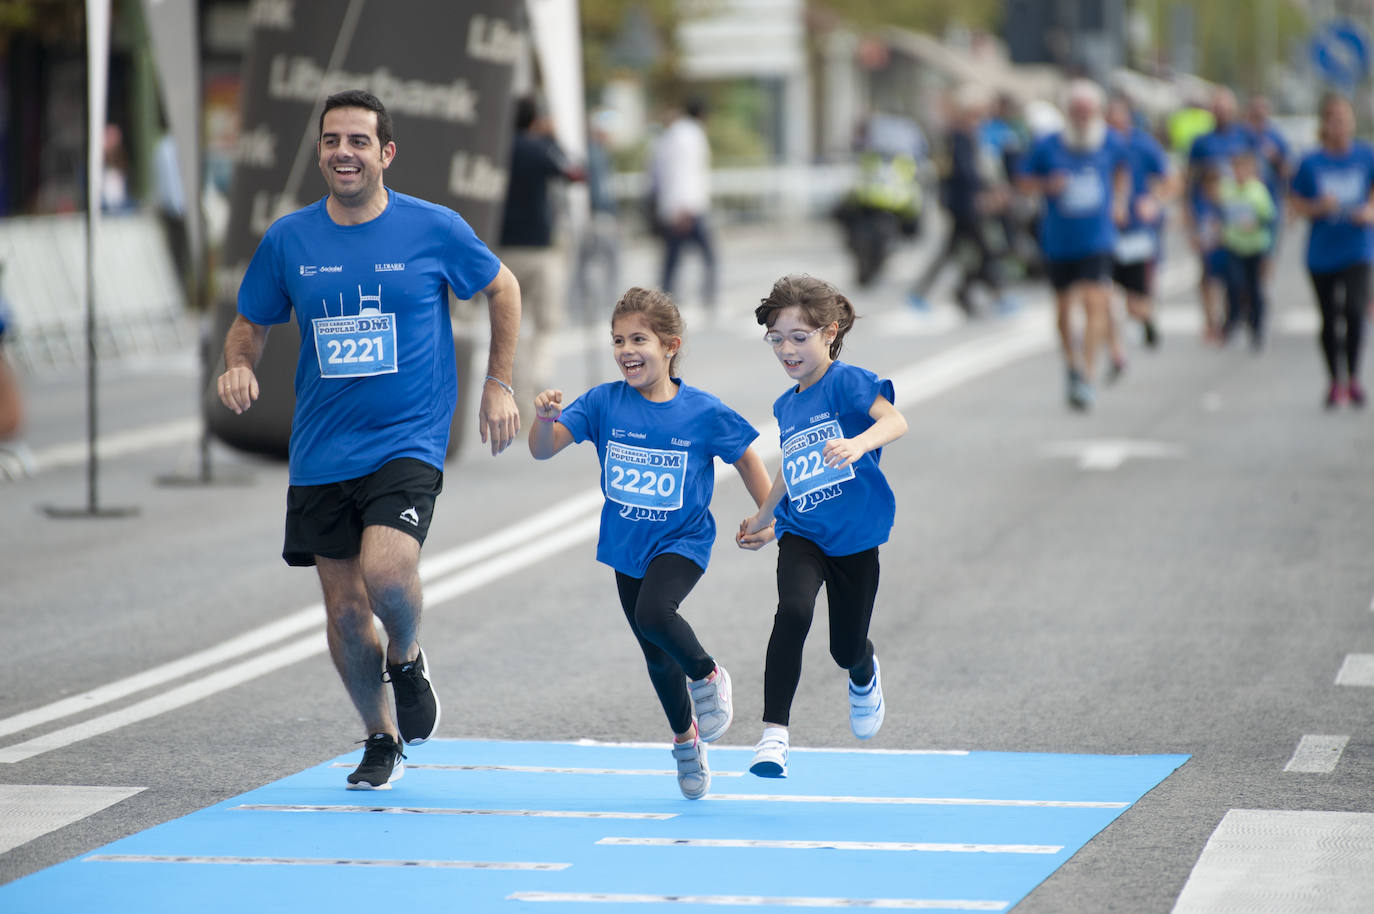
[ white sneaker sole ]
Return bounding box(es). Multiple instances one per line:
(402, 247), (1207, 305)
(346, 759), (405, 790)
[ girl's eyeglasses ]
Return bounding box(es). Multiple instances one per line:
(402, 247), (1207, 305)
(764, 327), (824, 348)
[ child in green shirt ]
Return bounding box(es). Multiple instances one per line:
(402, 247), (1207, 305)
(1221, 149), (1276, 349)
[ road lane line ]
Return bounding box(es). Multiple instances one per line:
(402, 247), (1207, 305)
(28, 418), (199, 472)
(1, 317), (1053, 761)
(708, 793), (1127, 809)
(235, 803), (676, 819)
(1284, 735), (1349, 774)
(85, 854), (570, 870)
(597, 836), (1062, 854)
(508, 893), (1009, 910)
(1335, 654), (1374, 686)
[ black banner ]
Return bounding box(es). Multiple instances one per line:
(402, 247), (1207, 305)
(204, 0), (524, 457)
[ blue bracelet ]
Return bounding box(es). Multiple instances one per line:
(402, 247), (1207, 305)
(484, 375), (514, 396)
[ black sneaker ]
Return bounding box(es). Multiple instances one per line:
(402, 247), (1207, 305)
(384, 648), (441, 745)
(1143, 318), (1159, 349)
(347, 733), (405, 790)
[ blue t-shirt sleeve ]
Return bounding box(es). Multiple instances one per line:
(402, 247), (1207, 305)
(1022, 137), (1050, 177)
(711, 403), (758, 465)
(237, 226), (293, 325)
(1147, 135), (1169, 178)
(556, 386), (599, 446)
(838, 364), (893, 418)
(1291, 157), (1316, 198)
(442, 211), (502, 301)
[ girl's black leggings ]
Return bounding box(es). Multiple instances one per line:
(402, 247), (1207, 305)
(1309, 263), (1370, 381)
(615, 552), (714, 736)
(762, 533), (880, 727)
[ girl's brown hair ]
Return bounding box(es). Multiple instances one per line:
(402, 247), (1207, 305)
(612, 286), (686, 376)
(754, 274), (857, 360)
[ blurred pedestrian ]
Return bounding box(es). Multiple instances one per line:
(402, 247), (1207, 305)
(1018, 79), (1130, 410)
(0, 272), (22, 443)
(651, 97), (717, 314)
(909, 84), (1015, 316)
(1289, 92), (1374, 409)
(499, 94), (584, 413)
(573, 109), (622, 326)
(1106, 94), (1174, 352)
(1186, 88), (1251, 342)
(218, 89), (523, 790)
(738, 274), (908, 778)
(529, 287), (772, 799)
(1219, 149), (1276, 350)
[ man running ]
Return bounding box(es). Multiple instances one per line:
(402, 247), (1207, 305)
(218, 89), (523, 789)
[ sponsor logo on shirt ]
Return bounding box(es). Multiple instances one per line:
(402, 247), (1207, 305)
(298, 265), (343, 275)
(320, 265), (342, 273)
(808, 413), (832, 423)
(671, 437), (692, 447)
(375, 262), (406, 272)
(299, 265), (316, 276)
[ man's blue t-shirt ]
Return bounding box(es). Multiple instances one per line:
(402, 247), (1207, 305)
(1115, 127), (1171, 264)
(238, 190), (500, 485)
(771, 361), (896, 556)
(1291, 142), (1374, 274)
(1188, 124), (1251, 214)
(1023, 129), (1128, 262)
(1248, 123), (1290, 209)
(557, 380), (758, 578)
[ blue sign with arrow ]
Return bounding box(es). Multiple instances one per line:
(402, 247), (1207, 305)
(1311, 19), (1370, 88)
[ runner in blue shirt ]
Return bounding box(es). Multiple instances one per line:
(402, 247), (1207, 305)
(1106, 94), (1175, 356)
(1289, 92), (1374, 409)
(1187, 88), (1251, 342)
(1245, 94), (1291, 250)
(1019, 79), (1130, 410)
(529, 286), (773, 800)
(218, 90), (523, 790)
(737, 274), (908, 778)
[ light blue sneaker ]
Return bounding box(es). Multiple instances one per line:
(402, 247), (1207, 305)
(848, 657), (885, 740)
(671, 730), (710, 800)
(906, 292), (931, 311)
(688, 665), (733, 742)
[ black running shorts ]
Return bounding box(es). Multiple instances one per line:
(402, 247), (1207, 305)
(1111, 259), (1153, 296)
(1047, 253), (1113, 291)
(283, 457), (443, 567)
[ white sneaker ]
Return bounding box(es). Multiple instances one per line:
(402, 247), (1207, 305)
(848, 656), (885, 740)
(749, 729), (789, 778)
(688, 664), (733, 742)
(671, 730), (710, 800)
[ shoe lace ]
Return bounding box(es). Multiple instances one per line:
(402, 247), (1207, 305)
(357, 735), (406, 765)
(382, 661), (431, 703)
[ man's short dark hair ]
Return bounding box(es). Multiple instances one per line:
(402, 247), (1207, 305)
(685, 95), (707, 120)
(320, 89), (393, 148)
(514, 95), (539, 132)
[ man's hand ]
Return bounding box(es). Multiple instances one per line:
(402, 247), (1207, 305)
(218, 366), (259, 414)
(479, 380), (520, 455)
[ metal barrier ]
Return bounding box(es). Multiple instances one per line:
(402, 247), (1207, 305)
(0, 210), (190, 373)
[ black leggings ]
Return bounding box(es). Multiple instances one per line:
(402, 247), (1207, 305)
(762, 534), (880, 726)
(615, 553), (715, 735)
(1309, 263), (1369, 382)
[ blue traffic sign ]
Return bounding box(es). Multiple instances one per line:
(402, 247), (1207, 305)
(1311, 19), (1370, 88)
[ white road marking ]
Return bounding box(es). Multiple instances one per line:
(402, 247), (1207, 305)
(0, 785), (144, 855)
(1039, 438), (1186, 471)
(328, 761), (745, 777)
(508, 893), (1009, 910)
(708, 793), (1127, 809)
(596, 836), (1061, 854)
(235, 803), (675, 819)
(85, 854), (569, 870)
(1284, 735), (1349, 774)
(1334, 654), (1374, 687)
(1172, 809), (1374, 913)
(0, 315), (1055, 761)
(28, 418), (199, 472)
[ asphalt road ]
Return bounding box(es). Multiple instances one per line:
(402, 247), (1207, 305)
(3, 214), (1374, 912)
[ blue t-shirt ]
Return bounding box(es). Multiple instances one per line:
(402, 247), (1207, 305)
(1188, 124), (1251, 214)
(1248, 123), (1290, 208)
(238, 190), (501, 485)
(1114, 127), (1171, 264)
(557, 380), (758, 578)
(771, 361), (896, 556)
(1291, 142), (1374, 274)
(1023, 129), (1128, 262)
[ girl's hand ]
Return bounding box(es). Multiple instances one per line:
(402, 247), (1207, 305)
(736, 513), (775, 550)
(534, 388), (564, 421)
(822, 437), (866, 469)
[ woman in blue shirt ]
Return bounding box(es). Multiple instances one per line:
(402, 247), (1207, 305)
(1290, 92), (1374, 408)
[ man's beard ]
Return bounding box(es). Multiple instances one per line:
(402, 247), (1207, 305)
(1063, 118), (1105, 152)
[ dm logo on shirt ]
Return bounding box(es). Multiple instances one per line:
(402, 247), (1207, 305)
(782, 420), (854, 512)
(604, 441), (686, 521)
